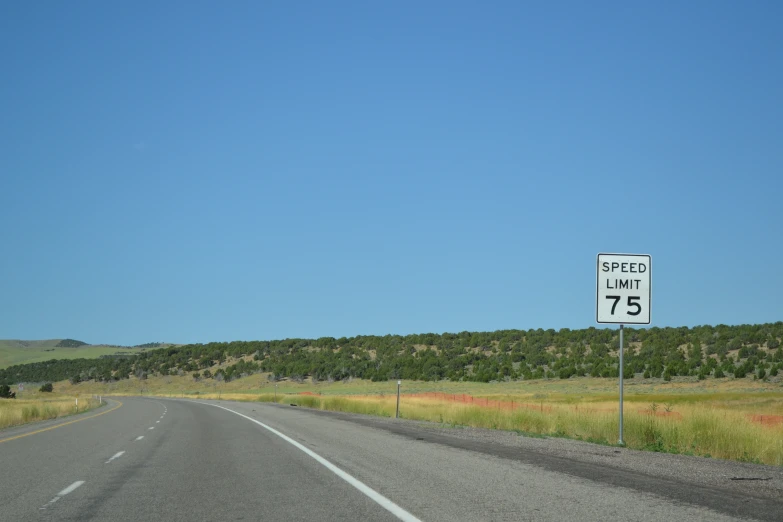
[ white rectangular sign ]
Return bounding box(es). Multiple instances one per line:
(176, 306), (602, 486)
(596, 253), (651, 324)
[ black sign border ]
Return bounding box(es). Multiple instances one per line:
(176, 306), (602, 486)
(596, 253), (652, 325)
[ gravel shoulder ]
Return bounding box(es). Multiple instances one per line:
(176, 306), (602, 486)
(258, 402), (783, 520)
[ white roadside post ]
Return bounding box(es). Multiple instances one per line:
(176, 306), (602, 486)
(596, 253), (652, 446)
(396, 380), (401, 419)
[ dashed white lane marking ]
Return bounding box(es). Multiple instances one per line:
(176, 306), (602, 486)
(40, 497), (60, 509)
(156, 420), (160, 423)
(105, 451), (125, 464)
(58, 481), (85, 496)
(135, 436), (144, 441)
(148, 427), (154, 430)
(40, 480), (85, 510)
(196, 402), (422, 522)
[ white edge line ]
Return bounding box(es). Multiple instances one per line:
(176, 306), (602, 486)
(58, 480), (85, 496)
(195, 401), (421, 522)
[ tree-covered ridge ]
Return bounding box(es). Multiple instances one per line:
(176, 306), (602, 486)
(1, 322), (782, 386)
(55, 339), (88, 348)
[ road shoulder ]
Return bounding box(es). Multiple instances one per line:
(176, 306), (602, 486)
(213, 400), (783, 521)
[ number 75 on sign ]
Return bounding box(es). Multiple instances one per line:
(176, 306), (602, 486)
(596, 253), (651, 324)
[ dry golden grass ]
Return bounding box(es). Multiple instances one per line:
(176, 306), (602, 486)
(245, 394), (783, 465)
(0, 394), (101, 430)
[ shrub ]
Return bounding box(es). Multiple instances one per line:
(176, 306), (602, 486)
(558, 367), (575, 379)
(0, 384), (12, 398)
(40, 383), (53, 392)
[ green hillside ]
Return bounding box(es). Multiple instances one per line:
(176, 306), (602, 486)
(1, 323), (781, 386)
(0, 339), (146, 369)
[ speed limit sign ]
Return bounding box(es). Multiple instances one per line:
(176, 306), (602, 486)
(596, 253), (651, 324)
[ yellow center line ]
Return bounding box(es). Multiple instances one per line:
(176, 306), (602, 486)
(0, 399), (123, 444)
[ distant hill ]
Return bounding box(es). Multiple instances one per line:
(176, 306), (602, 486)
(56, 339), (88, 348)
(0, 340), (174, 370)
(0, 339), (61, 350)
(1, 322), (781, 386)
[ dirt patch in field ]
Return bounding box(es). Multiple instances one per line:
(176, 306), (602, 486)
(748, 414), (783, 427)
(405, 392), (556, 412)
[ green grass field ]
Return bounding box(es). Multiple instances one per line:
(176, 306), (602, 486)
(0, 340), (144, 369)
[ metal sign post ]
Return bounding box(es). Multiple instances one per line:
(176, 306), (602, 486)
(619, 324), (624, 445)
(596, 253), (651, 446)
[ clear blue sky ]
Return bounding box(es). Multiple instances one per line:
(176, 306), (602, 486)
(2, 2), (781, 345)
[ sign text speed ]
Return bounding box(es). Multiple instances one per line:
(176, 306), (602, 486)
(596, 253), (651, 324)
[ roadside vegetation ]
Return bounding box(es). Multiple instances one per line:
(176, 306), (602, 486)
(254, 391), (783, 466)
(0, 389), (102, 430)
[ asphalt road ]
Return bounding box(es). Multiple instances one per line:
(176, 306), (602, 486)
(1, 397), (781, 521)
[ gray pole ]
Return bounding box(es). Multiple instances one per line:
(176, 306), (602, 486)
(396, 380), (401, 419)
(619, 324), (625, 445)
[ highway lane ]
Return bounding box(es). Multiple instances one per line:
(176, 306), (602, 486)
(1, 397), (399, 522)
(0, 396), (780, 521)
